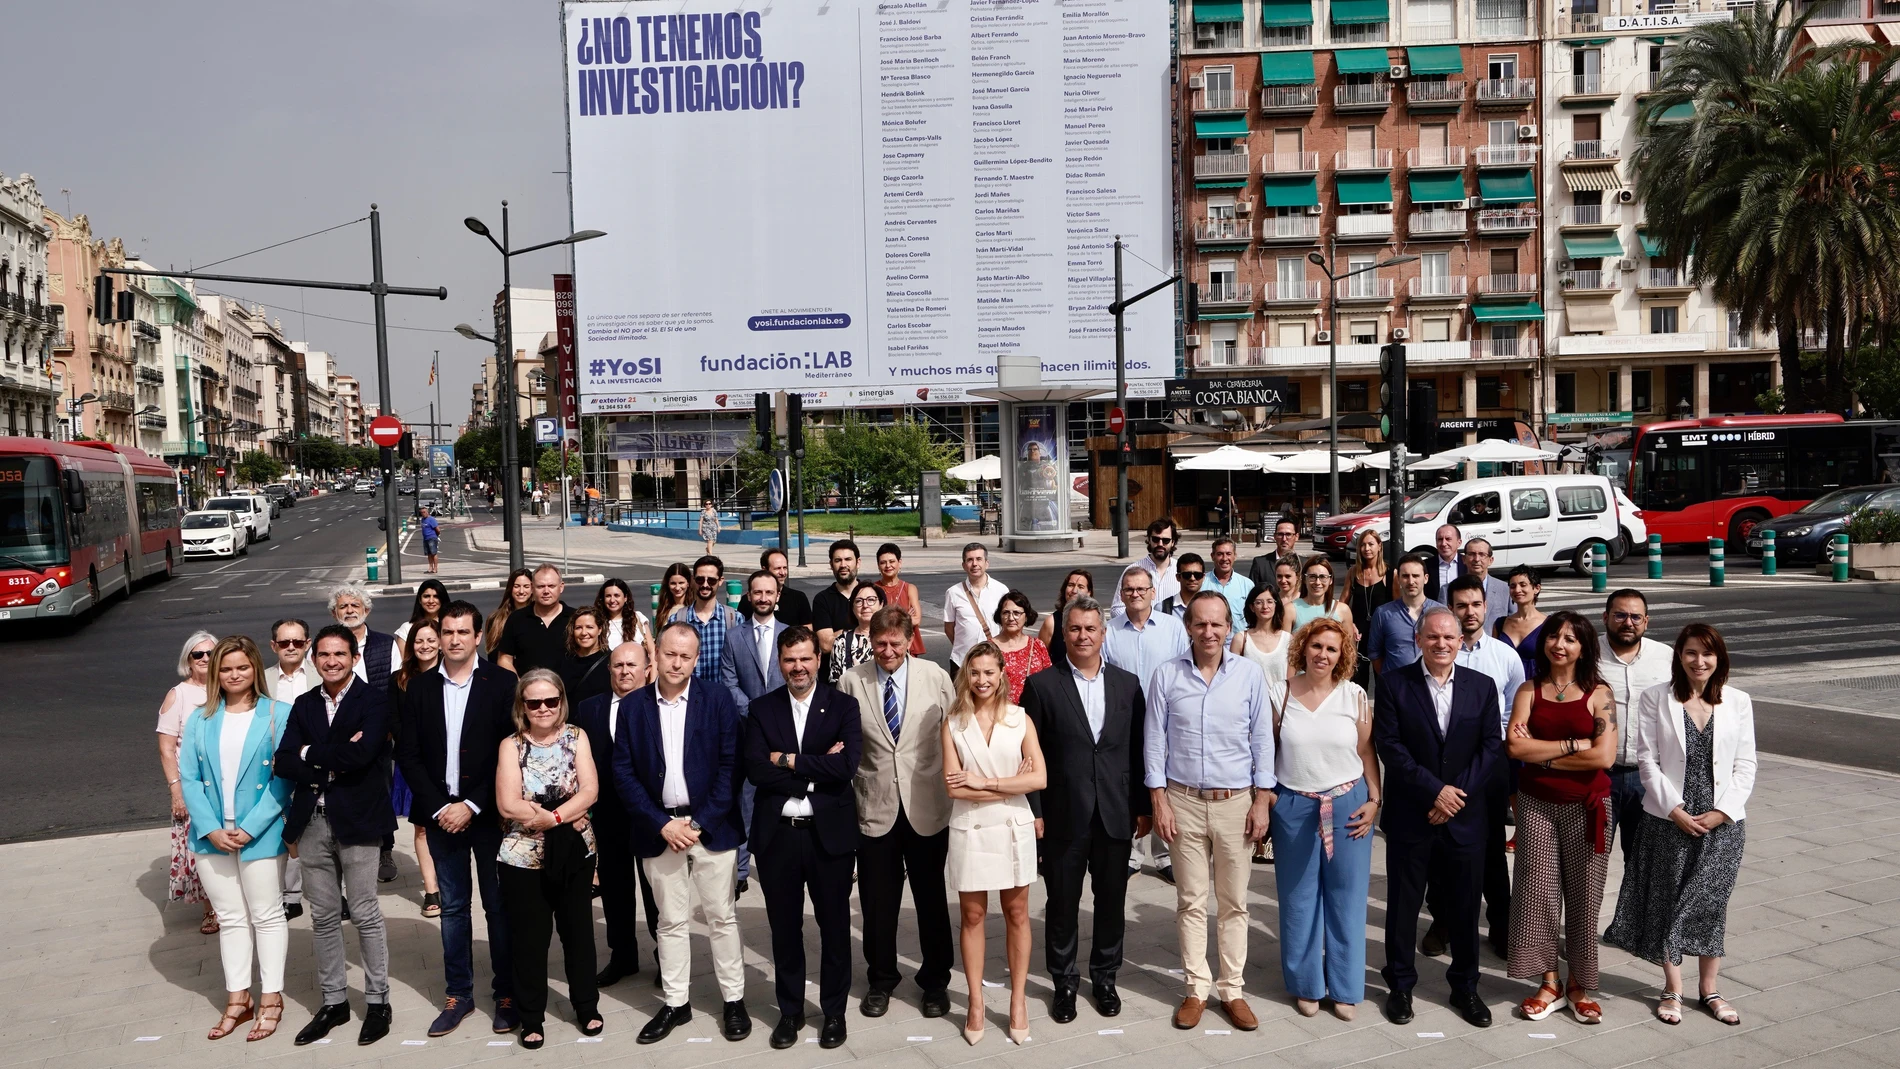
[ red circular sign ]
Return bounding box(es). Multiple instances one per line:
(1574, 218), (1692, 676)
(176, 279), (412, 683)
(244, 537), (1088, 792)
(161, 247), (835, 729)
(1107, 407), (1126, 434)
(368, 414), (404, 447)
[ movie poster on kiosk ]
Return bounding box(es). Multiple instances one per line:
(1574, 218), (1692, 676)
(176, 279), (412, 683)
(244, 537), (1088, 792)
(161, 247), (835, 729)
(1012, 406), (1060, 534)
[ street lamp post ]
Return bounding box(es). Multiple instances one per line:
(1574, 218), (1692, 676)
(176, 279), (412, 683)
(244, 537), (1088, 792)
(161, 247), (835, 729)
(462, 204), (604, 573)
(1307, 245), (1417, 517)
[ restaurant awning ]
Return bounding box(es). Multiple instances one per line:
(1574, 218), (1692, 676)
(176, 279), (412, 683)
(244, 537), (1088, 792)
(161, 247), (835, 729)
(1336, 173), (1394, 205)
(1477, 168), (1536, 204)
(1472, 302), (1545, 322)
(1259, 50), (1317, 85)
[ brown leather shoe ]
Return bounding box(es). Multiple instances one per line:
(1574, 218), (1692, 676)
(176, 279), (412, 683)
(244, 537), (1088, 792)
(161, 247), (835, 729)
(1173, 997), (1205, 1029)
(1223, 998), (1259, 1031)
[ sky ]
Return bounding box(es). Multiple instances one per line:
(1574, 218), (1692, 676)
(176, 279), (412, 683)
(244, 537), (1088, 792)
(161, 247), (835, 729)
(8, 0), (587, 437)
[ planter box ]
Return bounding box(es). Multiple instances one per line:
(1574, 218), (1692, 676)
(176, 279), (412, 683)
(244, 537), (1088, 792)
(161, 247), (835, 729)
(1849, 541), (1900, 580)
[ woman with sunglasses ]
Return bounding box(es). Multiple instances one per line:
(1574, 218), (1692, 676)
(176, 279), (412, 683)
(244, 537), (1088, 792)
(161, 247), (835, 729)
(486, 568), (536, 656)
(160, 630), (222, 935)
(392, 621), (447, 918)
(828, 582), (886, 684)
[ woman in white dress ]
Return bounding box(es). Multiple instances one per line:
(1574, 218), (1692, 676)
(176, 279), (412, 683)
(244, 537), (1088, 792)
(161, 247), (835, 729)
(1233, 584), (1292, 864)
(941, 641), (1047, 1047)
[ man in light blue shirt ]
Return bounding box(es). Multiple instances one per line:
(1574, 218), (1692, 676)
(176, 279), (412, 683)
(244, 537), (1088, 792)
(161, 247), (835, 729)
(1200, 538), (1253, 630)
(1368, 556), (1442, 675)
(1142, 592), (1275, 1029)
(1106, 564), (1188, 881)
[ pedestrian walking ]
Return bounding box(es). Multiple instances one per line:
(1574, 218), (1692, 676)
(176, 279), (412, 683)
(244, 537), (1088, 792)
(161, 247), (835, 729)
(1597, 589), (1673, 863)
(992, 590), (1051, 703)
(160, 629), (221, 935)
(485, 569), (534, 657)
(1604, 624), (1755, 1027)
(699, 499), (720, 555)
(420, 505), (441, 574)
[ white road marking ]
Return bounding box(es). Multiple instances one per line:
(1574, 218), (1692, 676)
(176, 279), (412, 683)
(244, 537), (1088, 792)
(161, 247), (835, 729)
(1704, 614), (1847, 631)
(1733, 638), (1900, 657)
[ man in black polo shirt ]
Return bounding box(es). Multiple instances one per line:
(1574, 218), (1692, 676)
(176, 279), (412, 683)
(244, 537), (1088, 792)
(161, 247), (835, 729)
(810, 539), (861, 679)
(759, 548), (812, 629)
(494, 563), (575, 675)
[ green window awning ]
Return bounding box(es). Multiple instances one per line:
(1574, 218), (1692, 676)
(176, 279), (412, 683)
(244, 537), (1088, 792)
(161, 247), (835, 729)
(1194, 178), (1249, 189)
(1262, 176), (1321, 208)
(1330, 0), (1390, 24)
(1477, 168), (1536, 204)
(1196, 312), (1258, 321)
(1657, 101), (1695, 124)
(1473, 301), (1545, 322)
(1566, 37), (1614, 45)
(1194, 1), (1245, 22)
(1260, 0), (1314, 27)
(1406, 46), (1463, 75)
(1337, 173), (1394, 205)
(1639, 230), (1666, 257)
(1194, 116), (1250, 139)
(1259, 50), (1317, 85)
(1564, 233), (1626, 259)
(1409, 172), (1467, 203)
(1333, 47), (1391, 75)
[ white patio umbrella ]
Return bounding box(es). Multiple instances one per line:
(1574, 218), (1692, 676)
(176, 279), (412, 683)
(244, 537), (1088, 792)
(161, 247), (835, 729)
(1263, 450), (1364, 474)
(1175, 446), (1282, 514)
(946, 454), (1002, 481)
(1432, 438), (1558, 464)
(1358, 449), (1461, 471)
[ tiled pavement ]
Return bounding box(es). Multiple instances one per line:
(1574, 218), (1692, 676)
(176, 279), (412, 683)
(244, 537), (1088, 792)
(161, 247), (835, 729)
(9, 754), (1897, 1068)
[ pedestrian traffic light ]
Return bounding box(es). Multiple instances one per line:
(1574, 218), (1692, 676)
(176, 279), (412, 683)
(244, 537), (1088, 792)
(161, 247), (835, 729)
(1408, 380), (1439, 455)
(786, 392), (805, 456)
(1379, 340), (1407, 446)
(1184, 281), (1200, 324)
(754, 391), (773, 451)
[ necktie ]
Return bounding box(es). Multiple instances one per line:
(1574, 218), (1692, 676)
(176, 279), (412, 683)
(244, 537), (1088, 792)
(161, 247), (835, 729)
(758, 623), (772, 685)
(884, 677), (901, 741)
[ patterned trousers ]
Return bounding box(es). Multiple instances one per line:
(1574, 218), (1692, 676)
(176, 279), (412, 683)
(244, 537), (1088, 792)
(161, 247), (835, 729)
(1508, 793), (1609, 989)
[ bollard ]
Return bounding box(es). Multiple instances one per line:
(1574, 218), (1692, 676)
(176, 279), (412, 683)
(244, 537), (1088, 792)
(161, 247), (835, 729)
(725, 578), (744, 610)
(366, 545), (379, 582)
(1760, 527), (1776, 575)
(1591, 541), (1608, 593)
(1647, 533), (1663, 580)
(650, 582), (662, 614)
(1834, 531), (1852, 582)
(1707, 537), (1725, 587)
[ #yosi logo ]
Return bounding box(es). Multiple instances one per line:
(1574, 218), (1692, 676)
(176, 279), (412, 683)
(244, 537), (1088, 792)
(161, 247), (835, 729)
(590, 357), (663, 381)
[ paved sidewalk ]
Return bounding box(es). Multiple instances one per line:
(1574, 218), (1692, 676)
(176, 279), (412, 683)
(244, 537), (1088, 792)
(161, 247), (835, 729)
(10, 754), (1897, 1068)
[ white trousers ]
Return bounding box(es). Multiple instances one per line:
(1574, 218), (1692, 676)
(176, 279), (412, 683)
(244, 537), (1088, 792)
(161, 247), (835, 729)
(199, 847), (289, 993)
(641, 842), (745, 1007)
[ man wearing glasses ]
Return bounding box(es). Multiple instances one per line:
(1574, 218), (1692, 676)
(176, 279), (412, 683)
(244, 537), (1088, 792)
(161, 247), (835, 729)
(1112, 519), (1181, 613)
(1109, 566), (1188, 884)
(1157, 554), (1206, 622)
(1597, 589), (1672, 863)
(1247, 517), (1303, 590)
(267, 618), (320, 919)
(1457, 538), (1510, 631)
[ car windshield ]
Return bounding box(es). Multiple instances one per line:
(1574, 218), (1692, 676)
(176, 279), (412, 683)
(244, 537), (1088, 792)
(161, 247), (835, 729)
(264, 484), (286, 494)
(207, 497), (253, 512)
(183, 513), (233, 530)
(1796, 487), (1880, 514)
(1403, 488), (1456, 524)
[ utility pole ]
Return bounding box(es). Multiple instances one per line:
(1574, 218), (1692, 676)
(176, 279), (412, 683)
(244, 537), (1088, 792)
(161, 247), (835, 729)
(1106, 236), (1183, 560)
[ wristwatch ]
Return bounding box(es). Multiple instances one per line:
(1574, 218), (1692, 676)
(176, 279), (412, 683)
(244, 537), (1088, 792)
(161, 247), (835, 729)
(776, 753), (793, 769)
(688, 817), (703, 832)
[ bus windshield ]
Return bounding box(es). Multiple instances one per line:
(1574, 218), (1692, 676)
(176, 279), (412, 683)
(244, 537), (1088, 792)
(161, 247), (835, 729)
(0, 456), (71, 567)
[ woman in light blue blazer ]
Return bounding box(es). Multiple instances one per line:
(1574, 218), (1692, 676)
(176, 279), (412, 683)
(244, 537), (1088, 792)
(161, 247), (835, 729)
(178, 635), (295, 1043)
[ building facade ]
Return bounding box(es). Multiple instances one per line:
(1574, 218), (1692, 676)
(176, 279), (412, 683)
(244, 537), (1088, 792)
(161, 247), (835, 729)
(43, 211), (138, 443)
(334, 373), (363, 445)
(1, 173), (59, 438)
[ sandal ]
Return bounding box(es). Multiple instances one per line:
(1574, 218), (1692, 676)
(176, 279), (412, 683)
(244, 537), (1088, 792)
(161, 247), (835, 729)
(207, 994), (254, 1041)
(247, 995), (283, 1042)
(1518, 980), (1565, 1021)
(1700, 992), (1741, 1026)
(1656, 990), (1681, 1025)
(1567, 984), (1602, 1024)
(199, 911), (221, 935)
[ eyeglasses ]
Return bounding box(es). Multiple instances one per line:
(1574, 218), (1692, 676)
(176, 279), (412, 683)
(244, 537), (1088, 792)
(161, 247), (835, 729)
(190, 650), (213, 661)
(1609, 611), (1646, 622)
(273, 639), (308, 650)
(1178, 571), (1204, 580)
(1304, 574), (1330, 583)
(998, 609), (1026, 619)
(853, 597), (883, 606)
(1120, 586), (1151, 596)
(522, 696), (562, 711)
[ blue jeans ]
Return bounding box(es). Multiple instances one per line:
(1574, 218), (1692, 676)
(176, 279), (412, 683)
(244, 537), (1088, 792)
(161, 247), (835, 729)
(1608, 766), (1644, 866)
(1272, 781), (1373, 1004)
(737, 781), (755, 881)
(425, 819), (514, 1003)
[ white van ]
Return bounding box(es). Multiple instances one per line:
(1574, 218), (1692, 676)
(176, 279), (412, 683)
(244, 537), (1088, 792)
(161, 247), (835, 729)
(1396, 474), (1622, 575)
(206, 494), (272, 543)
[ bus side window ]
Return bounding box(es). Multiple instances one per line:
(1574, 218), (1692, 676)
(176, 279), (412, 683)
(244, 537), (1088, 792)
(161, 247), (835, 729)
(1642, 452), (1702, 511)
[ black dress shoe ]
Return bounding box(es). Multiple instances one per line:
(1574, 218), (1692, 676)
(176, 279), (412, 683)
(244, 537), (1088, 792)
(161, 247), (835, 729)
(770, 1014), (805, 1049)
(1383, 989), (1415, 1025)
(860, 989), (891, 1018)
(1450, 990), (1493, 1028)
(357, 1004), (392, 1045)
(1051, 984), (1079, 1024)
(596, 960), (637, 987)
(295, 1003), (352, 1045)
(638, 1004), (692, 1044)
(722, 1000), (752, 1041)
(340, 898), (351, 923)
(919, 989), (950, 1018)
(818, 1014), (847, 1049)
(1092, 978), (1122, 1018)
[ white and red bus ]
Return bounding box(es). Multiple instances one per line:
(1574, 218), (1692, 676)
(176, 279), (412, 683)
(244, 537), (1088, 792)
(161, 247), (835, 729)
(0, 438), (182, 622)
(1584, 415), (1900, 545)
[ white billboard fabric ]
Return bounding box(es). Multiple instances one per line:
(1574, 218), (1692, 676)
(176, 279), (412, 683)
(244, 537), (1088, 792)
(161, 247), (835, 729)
(564, 0), (1172, 413)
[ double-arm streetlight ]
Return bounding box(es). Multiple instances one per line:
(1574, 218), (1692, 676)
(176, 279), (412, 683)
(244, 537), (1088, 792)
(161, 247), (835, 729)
(457, 202), (605, 572)
(1307, 245), (1418, 516)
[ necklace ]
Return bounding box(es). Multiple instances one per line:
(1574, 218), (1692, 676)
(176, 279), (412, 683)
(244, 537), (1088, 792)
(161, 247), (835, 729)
(1552, 678), (1575, 701)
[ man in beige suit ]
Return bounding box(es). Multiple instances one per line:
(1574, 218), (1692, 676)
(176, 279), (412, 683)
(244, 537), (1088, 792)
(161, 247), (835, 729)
(839, 607), (956, 1020)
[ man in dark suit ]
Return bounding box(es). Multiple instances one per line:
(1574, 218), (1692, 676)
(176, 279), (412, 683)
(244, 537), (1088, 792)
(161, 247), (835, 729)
(571, 640), (659, 988)
(275, 624), (398, 1046)
(1373, 605), (1501, 1029)
(1422, 523), (1467, 605)
(327, 582), (401, 882)
(613, 623), (751, 1045)
(720, 568), (788, 891)
(395, 601), (521, 1037)
(742, 626), (862, 1049)
(1022, 595), (1149, 1023)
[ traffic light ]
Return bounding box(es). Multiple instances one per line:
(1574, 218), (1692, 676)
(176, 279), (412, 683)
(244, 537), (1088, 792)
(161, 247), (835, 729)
(786, 392), (805, 455)
(1378, 340), (1407, 446)
(1184, 281), (1200, 324)
(1408, 380), (1439, 455)
(754, 392), (773, 451)
(93, 275), (114, 322)
(398, 433), (414, 461)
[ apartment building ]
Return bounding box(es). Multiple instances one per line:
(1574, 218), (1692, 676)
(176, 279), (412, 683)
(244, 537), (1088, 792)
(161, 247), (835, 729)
(334, 373), (363, 445)
(204, 297), (262, 454)
(2, 173), (59, 438)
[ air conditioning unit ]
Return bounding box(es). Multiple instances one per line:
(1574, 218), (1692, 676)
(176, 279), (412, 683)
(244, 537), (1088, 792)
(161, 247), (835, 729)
(1184, 333), (1203, 348)
(1617, 188), (1637, 203)
(1188, 73), (1205, 88)
(1304, 204), (1324, 215)
(1315, 330), (1333, 343)
(1195, 25), (1217, 42)
(1617, 257), (1637, 271)
(1235, 200), (1253, 215)
(1518, 124), (1539, 141)
(1390, 327), (1409, 341)
(1389, 64), (1410, 80)
(1464, 197), (1483, 209)
(1557, 258), (1572, 271)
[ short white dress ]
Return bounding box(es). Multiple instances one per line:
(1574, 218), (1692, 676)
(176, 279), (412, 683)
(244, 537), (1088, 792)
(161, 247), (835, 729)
(946, 707), (1038, 893)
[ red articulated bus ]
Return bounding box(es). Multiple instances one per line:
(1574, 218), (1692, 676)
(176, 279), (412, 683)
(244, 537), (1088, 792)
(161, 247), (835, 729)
(0, 437), (182, 623)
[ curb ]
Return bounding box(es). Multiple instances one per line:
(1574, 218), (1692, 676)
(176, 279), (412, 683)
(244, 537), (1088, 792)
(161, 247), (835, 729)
(376, 574), (606, 598)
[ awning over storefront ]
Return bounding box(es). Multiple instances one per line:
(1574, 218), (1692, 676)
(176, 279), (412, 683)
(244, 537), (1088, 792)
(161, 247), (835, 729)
(1262, 176), (1321, 207)
(1409, 172), (1467, 203)
(1333, 47), (1392, 75)
(1564, 299), (1618, 333)
(1477, 169), (1536, 204)
(1259, 50), (1317, 85)
(1564, 233), (1627, 259)
(1472, 302), (1545, 322)
(1336, 173), (1394, 204)
(1194, 116), (1250, 139)
(1406, 45), (1463, 75)
(1329, 0), (1389, 24)
(1563, 167), (1621, 192)
(1194, 1), (1245, 23)
(1259, 0), (1313, 27)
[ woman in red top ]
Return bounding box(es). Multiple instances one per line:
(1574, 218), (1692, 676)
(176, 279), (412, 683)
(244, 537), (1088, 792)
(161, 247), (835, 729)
(1505, 610), (1618, 1025)
(989, 590), (1051, 703)
(873, 542), (929, 657)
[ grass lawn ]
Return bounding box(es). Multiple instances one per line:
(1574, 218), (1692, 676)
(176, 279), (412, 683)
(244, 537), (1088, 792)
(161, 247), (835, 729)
(795, 511), (952, 537)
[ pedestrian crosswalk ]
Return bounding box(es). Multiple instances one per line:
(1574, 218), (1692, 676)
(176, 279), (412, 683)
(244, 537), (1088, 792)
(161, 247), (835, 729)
(1526, 586), (1890, 663)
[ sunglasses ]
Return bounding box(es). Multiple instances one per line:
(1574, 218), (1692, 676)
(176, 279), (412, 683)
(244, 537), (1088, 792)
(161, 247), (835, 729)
(1149, 536), (1175, 545)
(190, 650), (213, 661)
(273, 639), (308, 650)
(522, 696), (562, 711)
(694, 577), (719, 585)
(1178, 570), (1204, 580)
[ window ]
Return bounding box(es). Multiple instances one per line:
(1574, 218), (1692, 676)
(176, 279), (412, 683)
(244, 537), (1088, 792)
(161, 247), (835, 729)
(1710, 362), (1772, 414)
(1573, 48), (1602, 91)
(1203, 65), (1234, 96)
(1712, 451), (1787, 497)
(1349, 319), (1379, 344)
(1207, 196), (1236, 221)
(1510, 488), (1551, 519)
(1477, 374), (1504, 407)
(1487, 54), (1518, 81)
(1649, 306), (1679, 334)
(1346, 126), (1375, 159)
(1632, 369), (1653, 413)
(1489, 248), (1518, 275)
(1488, 119), (1517, 145)
(1418, 122), (1450, 165)
(1450, 491), (1503, 525)
(1273, 128), (1304, 157)
(1477, 0), (1527, 34)
(1421, 316), (1452, 342)
(1276, 320), (1309, 346)
(1409, 0), (1456, 39)
(1556, 485), (1608, 516)
(1555, 372), (1577, 413)
(1209, 321), (1241, 363)
(1794, 446), (1869, 491)
(1422, 251), (1450, 283)
(1209, 258), (1238, 287)
(1642, 451), (1703, 510)
(1342, 381), (1370, 411)
(1277, 257), (1306, 286)
(1574, 112), (1601, 142)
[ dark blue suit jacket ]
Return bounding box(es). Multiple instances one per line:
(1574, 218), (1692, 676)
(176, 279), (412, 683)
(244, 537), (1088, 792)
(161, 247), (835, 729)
(275, 680), (398, 846)
(573, 691), (630, 832)
(1372, 660), (1501, 851)
(611, 681), (745, 859)
(742, 683), (862, 858)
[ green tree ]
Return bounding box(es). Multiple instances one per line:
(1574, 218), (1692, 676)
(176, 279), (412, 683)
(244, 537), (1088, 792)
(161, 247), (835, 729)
(235, 450), (284, 485)
(1852, 341), (1900, 419)
(535, 446), (582, 483)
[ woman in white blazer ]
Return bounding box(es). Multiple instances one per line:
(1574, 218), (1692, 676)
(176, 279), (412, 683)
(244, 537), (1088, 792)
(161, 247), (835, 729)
(1603, 623), (1754, 1028)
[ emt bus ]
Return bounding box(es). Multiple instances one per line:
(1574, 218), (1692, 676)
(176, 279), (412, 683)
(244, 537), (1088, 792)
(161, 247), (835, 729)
(0, 437), (182, 623)
(1583, 415), (1900, 546)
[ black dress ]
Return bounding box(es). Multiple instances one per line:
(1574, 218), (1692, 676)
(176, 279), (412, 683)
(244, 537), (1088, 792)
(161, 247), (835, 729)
(1347, 574), (1390, 687)
(559, 651), (611, 706)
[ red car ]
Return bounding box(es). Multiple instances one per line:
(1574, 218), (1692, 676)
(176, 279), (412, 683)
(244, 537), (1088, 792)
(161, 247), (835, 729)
(1312, 496), (1409, 559)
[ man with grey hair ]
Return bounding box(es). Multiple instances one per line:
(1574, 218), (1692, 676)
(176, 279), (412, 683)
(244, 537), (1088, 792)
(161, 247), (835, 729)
(1105, 564), (1187, 884)
(1022, 595), (1150, 1022)
(329, 582), (402, 882)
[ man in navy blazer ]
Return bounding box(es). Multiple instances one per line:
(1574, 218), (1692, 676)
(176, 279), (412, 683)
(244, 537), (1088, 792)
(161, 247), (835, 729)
(612, 622), (751, 1045)
(742, 627), (862, 1049)
(1422, 524), (1468, 605)
(1373, 606), (1500, 1029)
(719, 568), (787, 888)
(571, 640), (660, 988)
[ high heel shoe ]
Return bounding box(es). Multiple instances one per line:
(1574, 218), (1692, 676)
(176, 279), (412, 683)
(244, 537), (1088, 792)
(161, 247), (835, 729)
(1008, 998), (1030, 1045)
(963, 993), (985, 1046)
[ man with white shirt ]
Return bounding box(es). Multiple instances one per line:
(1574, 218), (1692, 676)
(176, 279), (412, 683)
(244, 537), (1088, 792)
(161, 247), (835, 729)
(1458, 539), (1511, 631)
(267, 618), (320, 919)
(1598, 589), (1673, 863)
(743, 627), (862, 1049)
(572, 640), (659, 989)
(1113, 518), (1182, 612)
(394, 602), (521, 1037)
(1423, 524), (1465, 604)
(942, 542), (1008, 672)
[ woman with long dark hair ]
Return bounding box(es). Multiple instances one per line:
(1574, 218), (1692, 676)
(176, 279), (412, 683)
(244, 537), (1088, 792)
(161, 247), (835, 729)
(559, 606), (613, 704)
(653, 562), (694, 627)
(1037, 569), (1094, 662)
(392, 621), (445, 917)
(395, 578), (450, 646)
(593, 578), (656, 679)
(486, 568), (535, 656)
(1344, 530), (1390, 686)
(1494, 565), (1547, 679)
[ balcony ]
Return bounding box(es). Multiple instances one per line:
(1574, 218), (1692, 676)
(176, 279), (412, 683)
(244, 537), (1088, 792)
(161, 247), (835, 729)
(136, 364), (165, 385)
(1408, 210), (1469, 237)
(1635, 71), (1666, 96)
(1476, 273), (1539, 297)
(1193, 150), (1251, 180)
(1408, 276), (1470, 299)
(1192, 87), (1248, 112)
(1563, 269), (1621, 293)
(1193, 219), (1253, 245)
(1562, 72), (1620, 103)
(1259, 84), (1321, 112)
(1199, 282), (1254, 307)
(1801, 0), (1861, 19)
(1560, 204), (1623, 229)
(1637, 267), (1698, 292)
(1555, 332), (1709, 356)
(101, 390), (136, 412)
(1561, 140), (1621, 165)
(1559, 12), (1602, 33)
(1263, 151), (1321, 174)
(135, 320), (160, 340)
(1260, 214), (1323, 242)
(51, 331), (76, 352)
(1405, 79), (1469, 109)
(1472, 337), (1526, 359)
(1264, 280), (1325, 303)
(1336, 213), (1396, 240)
(1230, 340), (1472, 369)
(1476, 208), (1539, 232)
(1475, 143), (1539, 166)
(1333, 149), (1393, 171)
(1334, 81), (1392, 111)
(1476, 15), (1533, 37)
(138, 411), (168, 430)
(1330, 22), (1389, 44)
(1476, 78), (1537, 107)
(1407, 146), (1467, 169)
(1408, 18), (1457, 41)
(1335, 278), (1395, 302)
(1190, 22), (1246, 50)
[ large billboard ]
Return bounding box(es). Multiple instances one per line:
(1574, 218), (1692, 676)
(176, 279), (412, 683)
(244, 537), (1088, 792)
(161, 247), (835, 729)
(563, 0), (1173, 413)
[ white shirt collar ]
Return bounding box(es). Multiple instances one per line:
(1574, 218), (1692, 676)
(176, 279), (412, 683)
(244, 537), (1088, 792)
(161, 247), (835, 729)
(658, 681), (692, 707)
(877, 657), (910, 688)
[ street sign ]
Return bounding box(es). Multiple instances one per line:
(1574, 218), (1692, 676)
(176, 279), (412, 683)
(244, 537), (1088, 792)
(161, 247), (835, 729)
(1107, 407), (1125, 435)
(768, 468), (786, 514)
(427, 444), (455, 476)
(533, 417), (560, 445)
(215, 467), (226, 477)
(368, 414), (404, 448)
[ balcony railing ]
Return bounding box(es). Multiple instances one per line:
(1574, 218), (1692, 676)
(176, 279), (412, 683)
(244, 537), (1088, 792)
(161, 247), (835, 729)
(101, 390), (136, 412)
(1407, 146), (1467, 168)
(1190, 346), (1247, 369)
(1190, 22), (1246, 49)
(1264, 280), (1325, 302)
(1263, 151), (1321, 174)
(1476, 16), (1532, 35)
(1476, 273), (1539, 295)
(1200, 281), (1254, 305)
(50, 331), (76, 351)
(1408, 18), (1457, 41)
(1336, 278), (1396, 300)
(1193, 150), (1251, 178)
(1193, 219), (1252, 242)
(1409, 276), (1470, 298)
(1409, 210), (1469, 236)
(137, 412), (168, 430)
(1563, 139), (1620, 162)
(1259, 84), (1321, 110)
(1336, 213), (1396, 238)
(1561, 204), (1623, 226)
(1262, 214), (1323, 240)
(1476, 77), (1537, 104)
(1640, 267), (1693, 288)
(1330, 21), (1389, 43)
(1191, 87), (1249, 111)
(1473, 336), (1525, 359)
(1475, 143), (1539, 165)
(1406, 79), (1469, 105)
(1476, 208), (1540, 231)
(1565, 73), (1619, 97)
(1802, 0), (1860, 19)
(1334, 149), (1393, 171)
(135, 321), (160, 340)
(1564, 270), (1620, 292)
(136, 365), (165, 385)
(1334, 81), (1392, 108)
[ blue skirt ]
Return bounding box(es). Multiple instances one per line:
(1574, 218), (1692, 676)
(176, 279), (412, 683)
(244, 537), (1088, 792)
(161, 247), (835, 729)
(390, 765), (415, 823)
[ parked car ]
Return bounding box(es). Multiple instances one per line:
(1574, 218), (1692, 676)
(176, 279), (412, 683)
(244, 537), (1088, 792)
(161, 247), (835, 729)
(1746, 484), (1900, 563)
(181, 510), (248, 558)
(1312, 495), (1407, 558)
(1396, 473), (1622, 576)
(205, 494), (272, 542)
(416, 488), (446, 514)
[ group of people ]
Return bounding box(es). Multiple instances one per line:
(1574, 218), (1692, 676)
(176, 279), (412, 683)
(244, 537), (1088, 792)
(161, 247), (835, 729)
(157, 525), (1758, 1048)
